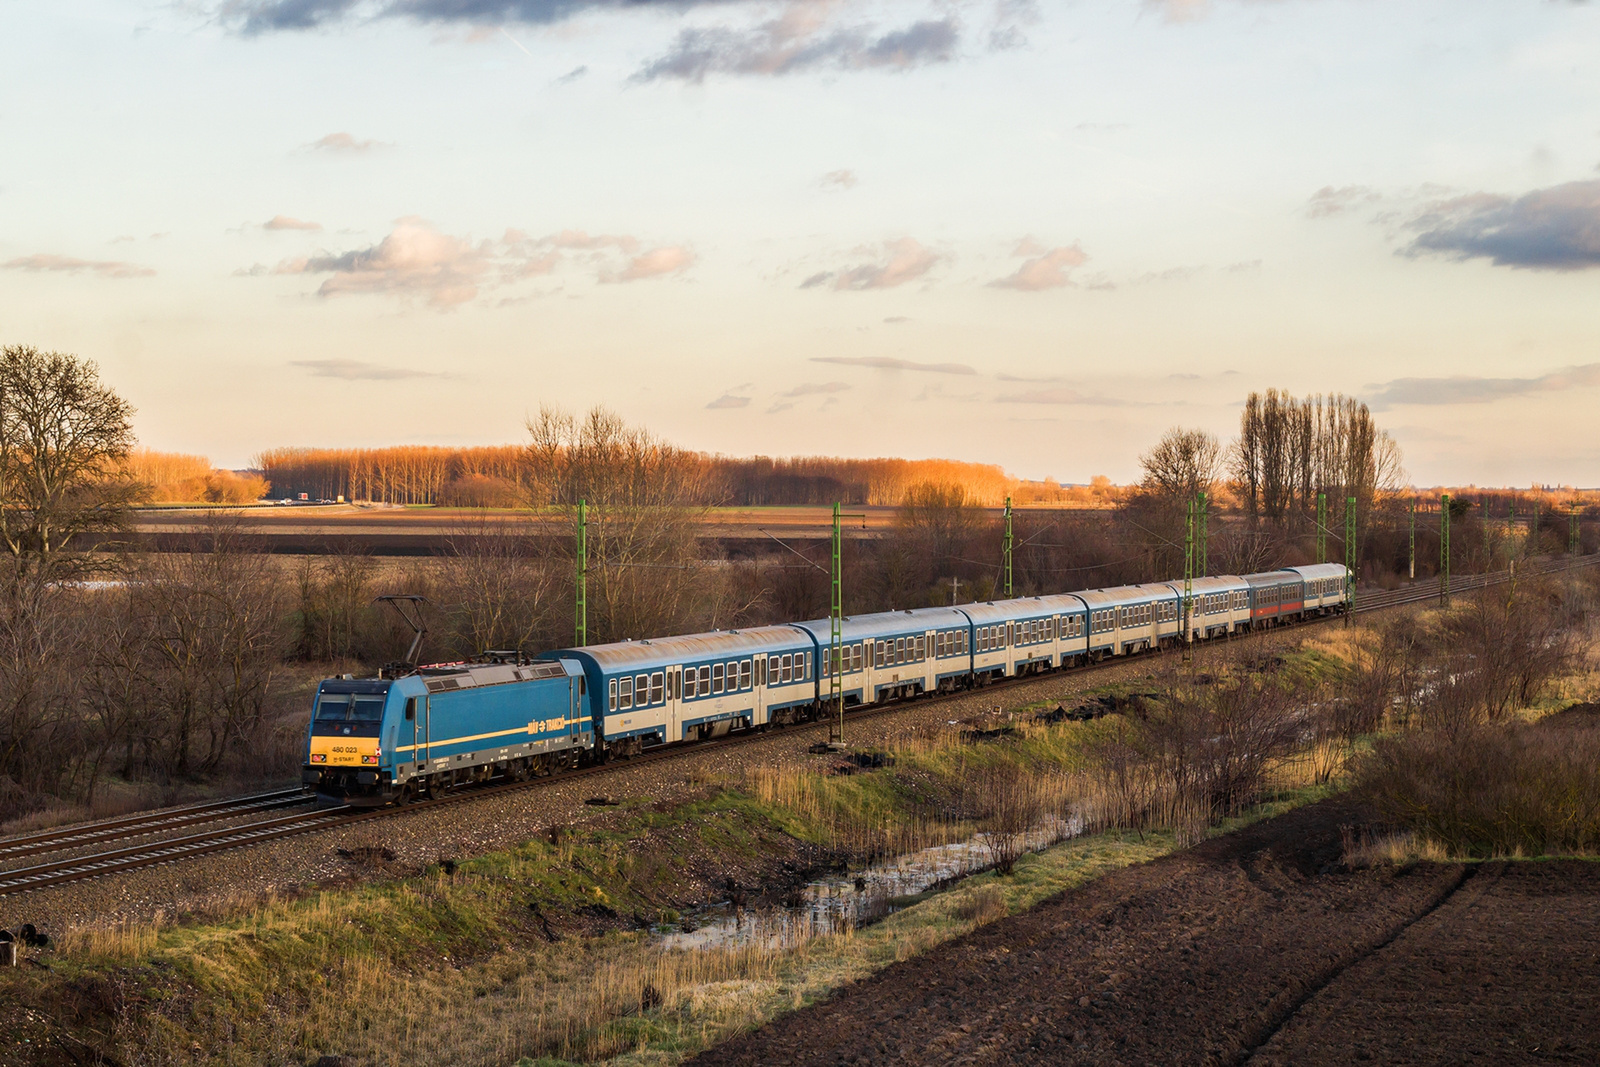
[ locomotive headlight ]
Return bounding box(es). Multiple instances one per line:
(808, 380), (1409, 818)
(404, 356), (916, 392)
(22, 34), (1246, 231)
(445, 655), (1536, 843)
(310, 753), (327, 763)
(361, 754), (379, 765)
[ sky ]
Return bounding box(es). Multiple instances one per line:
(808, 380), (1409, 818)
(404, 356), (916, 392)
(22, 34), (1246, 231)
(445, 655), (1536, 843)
(3, 0), (1599, 486)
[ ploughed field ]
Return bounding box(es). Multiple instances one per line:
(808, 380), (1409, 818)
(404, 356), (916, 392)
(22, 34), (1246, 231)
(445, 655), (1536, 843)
(693, 799), (1600, 1066)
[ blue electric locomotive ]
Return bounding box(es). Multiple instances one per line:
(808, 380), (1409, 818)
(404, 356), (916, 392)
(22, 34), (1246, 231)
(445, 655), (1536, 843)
(302, 658), (591, 806)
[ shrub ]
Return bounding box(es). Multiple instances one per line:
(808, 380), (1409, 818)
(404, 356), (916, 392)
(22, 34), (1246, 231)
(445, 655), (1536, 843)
(1357, 716), (1600, 856)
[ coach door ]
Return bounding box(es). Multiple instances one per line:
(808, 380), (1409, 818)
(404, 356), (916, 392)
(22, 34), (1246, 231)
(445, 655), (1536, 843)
(752, 655), (767, 723)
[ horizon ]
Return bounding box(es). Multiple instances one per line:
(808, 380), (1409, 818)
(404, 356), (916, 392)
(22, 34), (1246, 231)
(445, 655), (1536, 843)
(5, 1), (1599, 485)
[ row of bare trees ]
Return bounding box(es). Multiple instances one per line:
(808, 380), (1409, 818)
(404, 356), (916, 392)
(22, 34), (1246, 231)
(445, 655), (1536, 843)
(257, 432), (1022, 508)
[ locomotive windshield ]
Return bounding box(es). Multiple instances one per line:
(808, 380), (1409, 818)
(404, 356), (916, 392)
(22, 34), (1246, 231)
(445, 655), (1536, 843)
(315, 693), (388, 723)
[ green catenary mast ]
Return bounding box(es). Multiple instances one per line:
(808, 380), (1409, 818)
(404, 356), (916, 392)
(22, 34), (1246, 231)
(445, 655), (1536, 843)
(1198, 490), (1209, 576)
(830, 501), (844, 746)
(1441, 493), (1452, 606)
(575, 499), (588, 647)
(1344, 495), (1356, 626)
(1003, 496), (1014, 598)
(1183, 496), (1195, 652)
(1409, 500), (1416, 580)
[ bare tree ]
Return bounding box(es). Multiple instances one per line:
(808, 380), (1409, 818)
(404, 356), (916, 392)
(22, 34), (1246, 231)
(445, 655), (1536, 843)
(1138, 427), (1221, 503)
(0, 346), (138, 578)
(436, 515), (554, 656)
(126, 522), (284, 777)
(526, 405), (717, 643)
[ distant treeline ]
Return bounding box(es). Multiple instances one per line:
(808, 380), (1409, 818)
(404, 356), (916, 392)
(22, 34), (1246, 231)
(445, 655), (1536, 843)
(122, 450), (269, 504)
(254, 443), (1089, 508)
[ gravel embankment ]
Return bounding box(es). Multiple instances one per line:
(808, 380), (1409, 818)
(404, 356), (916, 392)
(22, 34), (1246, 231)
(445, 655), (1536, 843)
(0, 632), (1302, 935)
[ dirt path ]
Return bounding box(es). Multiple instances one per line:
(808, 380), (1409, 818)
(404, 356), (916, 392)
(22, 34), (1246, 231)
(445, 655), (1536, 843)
(691, 800), (1600, 1066)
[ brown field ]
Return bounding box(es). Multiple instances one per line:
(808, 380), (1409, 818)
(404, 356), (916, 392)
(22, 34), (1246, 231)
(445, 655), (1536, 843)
(690, 797), (1600, 1067)
(127, 502), (1111, 554)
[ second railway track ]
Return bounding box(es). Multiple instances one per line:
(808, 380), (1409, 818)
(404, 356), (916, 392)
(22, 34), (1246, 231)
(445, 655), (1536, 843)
(3, 553), (1593, 900)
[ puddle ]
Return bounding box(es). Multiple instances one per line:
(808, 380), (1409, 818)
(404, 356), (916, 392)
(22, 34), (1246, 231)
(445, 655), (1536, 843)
(656, 812), (1084, 951)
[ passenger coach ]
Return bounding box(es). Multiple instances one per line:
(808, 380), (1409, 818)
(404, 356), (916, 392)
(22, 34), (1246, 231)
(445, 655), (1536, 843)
(794, 606), (972, 704)
(545, 626), (814, 756)
(1077, 584), (1183, 657)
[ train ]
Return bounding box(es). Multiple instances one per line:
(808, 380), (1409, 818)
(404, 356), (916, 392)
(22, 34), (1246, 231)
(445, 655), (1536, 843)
(302, 562), (1349, 806)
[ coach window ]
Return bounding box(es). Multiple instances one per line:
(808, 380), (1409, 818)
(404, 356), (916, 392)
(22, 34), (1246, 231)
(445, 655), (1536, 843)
(651, 672), (665, 704)
(619, 676), (633, 710)
(608, 678), (618, 712)
(892, 637), (903, 663)
(633, 673), (647, 704)
(698, 664), (711, 694)
(739, 660), (752, 689)
(712, 663), (724, 694)
(683, 668), (696, 699)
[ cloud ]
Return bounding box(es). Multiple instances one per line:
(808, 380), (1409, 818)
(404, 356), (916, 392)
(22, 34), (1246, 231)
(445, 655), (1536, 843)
(554, 65), (588, 84)
(990, 239), (1087, 290)
(806, 237), (943, 291)
(995, 387), (1131, 405)
(307, 131), (387, 152)
(996, 372), (1067, 383)
(988, 0), (1037, 49)
(1365, 362), (1600, 410)
(636, 7), (958, 82)
(811, 356), (974, 375)
(821, 169), (857, 189)
(706, 394), (751, 409)
(262, 217), (692, 306)
(275, 216), (497, 307)
(3, 254), (154, 279)
(782, 381), (850, 397)
(1402, 180), (1600, 270)
(228, 0), (731, 33)
(291, 358), (438, 380)
(599, 245), (695, 283)
(1305, 184), (1381, 218)
(882, 316), (908, 324)
(264, 214), (323, 231)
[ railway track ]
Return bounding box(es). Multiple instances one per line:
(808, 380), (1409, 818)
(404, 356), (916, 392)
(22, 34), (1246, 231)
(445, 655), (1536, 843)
(3, 553), (1594, 900)
(0, 788), (311, 864)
